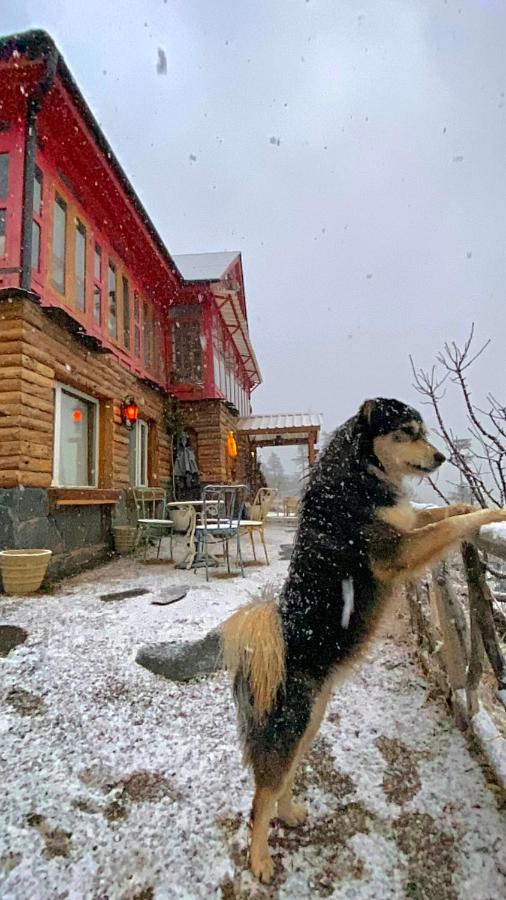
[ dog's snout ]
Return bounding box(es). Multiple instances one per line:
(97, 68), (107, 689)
(434, 451), (446, 466)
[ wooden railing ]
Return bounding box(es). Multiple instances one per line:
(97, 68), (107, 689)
(406, 508), (506, 788)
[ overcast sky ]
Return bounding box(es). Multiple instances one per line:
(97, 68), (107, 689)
(4, 0), (506, 487)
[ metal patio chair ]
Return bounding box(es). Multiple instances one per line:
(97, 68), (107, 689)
(193, 484), (248, 581)
(132, 488), (173, 561)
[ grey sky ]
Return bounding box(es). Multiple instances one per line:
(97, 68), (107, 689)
(4, 0), (506, 477)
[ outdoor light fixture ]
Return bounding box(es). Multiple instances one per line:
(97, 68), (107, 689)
(227, 430), (238, 458)
(121, 397), (139, 429)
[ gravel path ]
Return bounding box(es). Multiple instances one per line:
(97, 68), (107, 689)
(0, 524), (505, 899)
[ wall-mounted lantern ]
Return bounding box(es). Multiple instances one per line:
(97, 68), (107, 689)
(121, 397), (139, 429)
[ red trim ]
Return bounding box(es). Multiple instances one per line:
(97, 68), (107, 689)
(0, 122), (25, 288)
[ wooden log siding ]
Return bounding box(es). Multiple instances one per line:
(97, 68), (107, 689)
(0, 296), (171, 490)
(179, 399), (238, 485)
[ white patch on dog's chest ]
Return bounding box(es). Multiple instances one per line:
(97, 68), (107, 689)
(341, 577), (354, 628)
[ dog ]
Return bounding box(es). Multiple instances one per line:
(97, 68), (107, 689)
(222, 397), (506, 883)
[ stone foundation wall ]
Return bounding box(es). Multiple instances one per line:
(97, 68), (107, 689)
(0, 486), (113, 580)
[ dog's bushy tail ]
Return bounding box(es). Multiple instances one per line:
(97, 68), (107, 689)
(222, 591), (285, 719)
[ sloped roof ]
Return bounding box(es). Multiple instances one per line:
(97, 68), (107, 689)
(173, 251), (239, 282)
(237, 413), (322, 434)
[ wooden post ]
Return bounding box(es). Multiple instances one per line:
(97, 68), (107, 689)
(307, 431), (316, 467)
(432, 564), (468, 692)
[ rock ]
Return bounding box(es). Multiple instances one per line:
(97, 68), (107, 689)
(136, 628), (223, 681)
(0, 625), (28, 657)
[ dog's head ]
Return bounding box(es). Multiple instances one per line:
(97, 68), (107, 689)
(356, 398), (445, 479)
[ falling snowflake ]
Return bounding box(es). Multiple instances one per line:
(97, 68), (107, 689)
(156, 48), (167, 75)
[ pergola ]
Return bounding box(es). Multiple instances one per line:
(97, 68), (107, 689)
(236, 413), (323, 467)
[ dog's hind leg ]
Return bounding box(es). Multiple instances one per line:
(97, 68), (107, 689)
(250, 762), (296, 883)
(277, 677), (333, 827)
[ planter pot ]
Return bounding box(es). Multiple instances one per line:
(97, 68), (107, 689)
(0, 549), (52, 596)
(113, 526), (138, 554)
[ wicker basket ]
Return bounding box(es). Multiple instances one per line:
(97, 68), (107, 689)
(0, 549), (52, 595)
(112, 526), (138, 554)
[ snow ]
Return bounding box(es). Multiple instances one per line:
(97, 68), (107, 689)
(1, 523), (505, 899)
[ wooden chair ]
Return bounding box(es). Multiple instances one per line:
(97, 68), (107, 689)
(170, 504), (197, 570)
(243, 487), (277, 564)
(283, 495), (299, 518)
(132, 488), (173, 561)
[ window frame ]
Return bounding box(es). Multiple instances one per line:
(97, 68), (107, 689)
(122, 274), (131, 351)
(129, 418), (149, 487)
(52, 382), (100, 488)
(107, 259), (117, 339)
(51, 192), (68, 295)
(31, 165), (43, 273)
(74, 216), (87, 311)
(0, 151), (9, 260)
(93, 242), (103, 325)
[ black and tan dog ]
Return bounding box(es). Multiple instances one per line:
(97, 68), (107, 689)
(223, 397), (506, 882)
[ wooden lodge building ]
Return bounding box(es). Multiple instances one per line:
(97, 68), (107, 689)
(0, 30), (265, 577)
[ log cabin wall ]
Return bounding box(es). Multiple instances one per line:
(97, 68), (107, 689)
(0, 292), (171, 577)
(178, 399), (239, 485)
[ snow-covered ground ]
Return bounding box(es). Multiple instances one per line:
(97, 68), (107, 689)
(0, 523), (505, 899)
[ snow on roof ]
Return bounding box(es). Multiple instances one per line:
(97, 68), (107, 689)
(237, 413), (323, 433)
(173, 251), (240, 282)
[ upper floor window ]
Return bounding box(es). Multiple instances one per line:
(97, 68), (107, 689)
(0, 153), (9, 258)
(31, 167), (43, 271)
(74, 219), (86, 310)
(133, 292), (141, 357)
(0, 209), (5, 258)
(93, 244), (102, 324)
(122, 276), (130, 350)
(171, 307), (203, 383)
(143, 301), (152, 370)
(0, 153), (8, 199)
(51, 194), (67, 294)
(107, 261), (117, 338)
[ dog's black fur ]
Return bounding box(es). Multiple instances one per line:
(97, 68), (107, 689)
(243, 399), (423, 784)
(224, 397), (506, 882)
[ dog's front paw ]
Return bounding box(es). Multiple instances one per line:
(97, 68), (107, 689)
(250, 848), (274, 883)
(277, 799), (307, 827)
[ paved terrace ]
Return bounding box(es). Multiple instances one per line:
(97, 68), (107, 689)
(0, 522), (505, 899)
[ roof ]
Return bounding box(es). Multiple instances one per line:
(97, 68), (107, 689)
(173, 251), (239, 282)
(0, 30), (181, 282)
(237, 413), (323, 434)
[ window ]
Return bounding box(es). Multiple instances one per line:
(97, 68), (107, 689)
(129, 419), (149, 486)
(107, 261), (117, 338)
(171, 308), (203, 383)
(0, 153), (8, 258)
(0, 153), (8, 199)
(74, 219), (86, 310)
(93, 244), (102, 324)
(53, 384), (98, 487)
(30, 168), (43, 271)
(0, 209), (5, 258)
(122, 276), (130, 350)
(143, 301), (152, 369)
(51, 194), (67, 293)
(133, 292), (141, 357)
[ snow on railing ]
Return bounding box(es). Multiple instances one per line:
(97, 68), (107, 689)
(408, 504), (506, 790)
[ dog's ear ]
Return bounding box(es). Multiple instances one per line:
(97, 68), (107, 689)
(358, 399), (377, 425)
